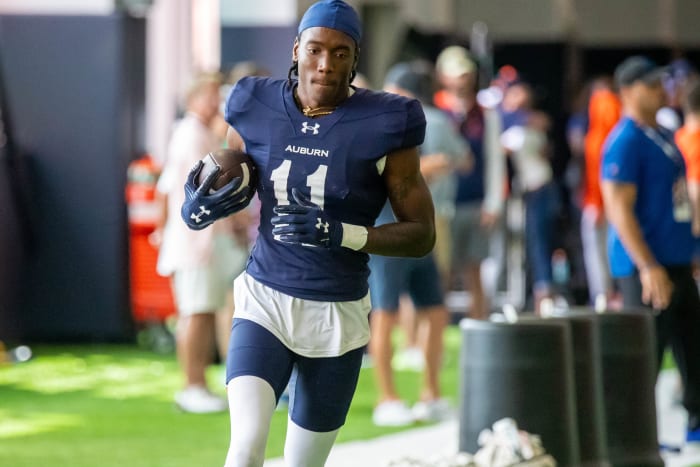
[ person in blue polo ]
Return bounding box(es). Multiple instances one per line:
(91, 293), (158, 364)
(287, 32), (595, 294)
(601, 55), (700, 447)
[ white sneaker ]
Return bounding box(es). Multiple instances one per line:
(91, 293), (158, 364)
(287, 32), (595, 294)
(373, 400), (415, 427)
(412, 398), (453, 422)
(175, 386), (227, 414)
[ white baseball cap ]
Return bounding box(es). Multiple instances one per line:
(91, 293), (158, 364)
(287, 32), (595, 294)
(436, 46), (476, 78)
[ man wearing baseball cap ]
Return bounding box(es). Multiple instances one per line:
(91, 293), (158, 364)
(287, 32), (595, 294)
(614, 55), (667, 88)
(601, 55), (700, 449)
(433, 45), (506, 320)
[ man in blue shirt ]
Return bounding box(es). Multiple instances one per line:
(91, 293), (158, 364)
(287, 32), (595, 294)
(601, 55), (700, 446)
(180, 1), (435, 466)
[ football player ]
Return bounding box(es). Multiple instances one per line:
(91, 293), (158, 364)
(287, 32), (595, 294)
(181, 1), (435, 466)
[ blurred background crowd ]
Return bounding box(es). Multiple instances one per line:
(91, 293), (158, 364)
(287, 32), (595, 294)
(3, 0), (700, 419)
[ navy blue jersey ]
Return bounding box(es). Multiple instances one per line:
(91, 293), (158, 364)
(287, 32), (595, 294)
(225, 77), (426, 301)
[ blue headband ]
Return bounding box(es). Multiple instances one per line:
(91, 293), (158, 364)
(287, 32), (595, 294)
(297, 0), (362, 45)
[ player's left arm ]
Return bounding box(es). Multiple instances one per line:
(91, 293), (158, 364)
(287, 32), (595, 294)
(271, 145), (435, 256)
(364, 146), (436, 257)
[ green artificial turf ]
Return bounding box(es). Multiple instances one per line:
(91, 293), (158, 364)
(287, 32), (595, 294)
(0, 326), (678, 467)
(0, 327), (463, 467)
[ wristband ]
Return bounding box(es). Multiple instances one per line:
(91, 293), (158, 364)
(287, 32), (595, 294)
(340, 223), (368, 251)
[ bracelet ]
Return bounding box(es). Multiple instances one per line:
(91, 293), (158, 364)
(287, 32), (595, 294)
(340, 223), (368, 251)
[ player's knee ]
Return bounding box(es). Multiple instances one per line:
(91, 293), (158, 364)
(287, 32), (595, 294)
(227, 422), (268, 466)
(224, 443), (265, 467)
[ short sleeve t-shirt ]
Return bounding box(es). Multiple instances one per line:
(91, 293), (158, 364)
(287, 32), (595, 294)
(601, 117), (693, 277)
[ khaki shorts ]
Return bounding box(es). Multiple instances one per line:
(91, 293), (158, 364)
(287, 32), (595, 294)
(451, 202), (490, 266)
(173, 235), (248, 315)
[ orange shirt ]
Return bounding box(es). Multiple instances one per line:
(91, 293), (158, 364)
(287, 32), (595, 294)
(583, 88), (621, 209)
(675, 125), (700, 183)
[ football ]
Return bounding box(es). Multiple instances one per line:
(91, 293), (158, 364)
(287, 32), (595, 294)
(197, 149), (258, 194)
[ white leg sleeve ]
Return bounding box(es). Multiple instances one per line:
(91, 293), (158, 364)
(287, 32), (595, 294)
(224, 376), (277, 467)
(283, 419), (339, 467)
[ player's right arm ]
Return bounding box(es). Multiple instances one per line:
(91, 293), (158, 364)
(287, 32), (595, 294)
(180, 127), (251, 230)
(363, 145), (436, 258)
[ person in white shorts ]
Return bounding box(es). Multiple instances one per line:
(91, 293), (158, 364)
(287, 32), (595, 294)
(154, 72), (249, 413)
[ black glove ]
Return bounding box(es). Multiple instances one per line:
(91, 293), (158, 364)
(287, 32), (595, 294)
(180, 160), (252, 230)
(271, 187), (343, 248)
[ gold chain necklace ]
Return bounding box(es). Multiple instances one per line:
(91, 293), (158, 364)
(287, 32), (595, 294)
(294, 90), (336, 118)
(301, 105), (336, 118)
